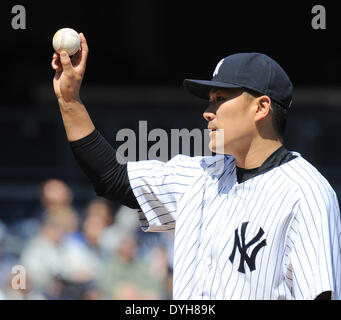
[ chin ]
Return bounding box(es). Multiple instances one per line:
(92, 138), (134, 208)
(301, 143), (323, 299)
(210, 130), (227, 154)
(208, 141), (215, 153)
(209, 140), (226, 155)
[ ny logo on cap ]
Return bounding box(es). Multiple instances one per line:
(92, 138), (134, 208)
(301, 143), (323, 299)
(212, 58), (224, 77)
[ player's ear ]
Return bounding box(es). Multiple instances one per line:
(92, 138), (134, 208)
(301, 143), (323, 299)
(254, 95), (271, 122)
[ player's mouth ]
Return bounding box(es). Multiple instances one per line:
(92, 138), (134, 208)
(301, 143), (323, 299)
(209, 130), (216, 137)
(208, 126), (217, 135)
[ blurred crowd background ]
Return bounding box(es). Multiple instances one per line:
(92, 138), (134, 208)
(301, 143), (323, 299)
(0, 178), (173, 299)
(1, 1), (341, 299)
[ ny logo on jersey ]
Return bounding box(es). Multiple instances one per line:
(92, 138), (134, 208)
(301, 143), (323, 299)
(229, 221), (267, 273)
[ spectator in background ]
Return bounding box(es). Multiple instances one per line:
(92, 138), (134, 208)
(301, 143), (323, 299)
(64, 198), (114, 261)
(148, 244), (173, 299)
(59, 198), (116, 298)
(73, 198), (137, 259)
(38, 179), (79, 231)
(95, 200), (138, 257)
(4, 179), (79, 265)
(19, 204), (102, 300)
(40, 178), (73, 212)
(98, 232), (165, 299)
(19, 213), (69, 297)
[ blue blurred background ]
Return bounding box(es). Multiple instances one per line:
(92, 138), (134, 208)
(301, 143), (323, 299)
(0, 0), (340, 299)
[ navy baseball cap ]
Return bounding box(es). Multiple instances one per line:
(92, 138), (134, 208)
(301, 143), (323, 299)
(183, 53), (293, 109)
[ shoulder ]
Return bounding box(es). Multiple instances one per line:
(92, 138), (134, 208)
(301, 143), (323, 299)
(278, 152), (338, 210)
(166, 154), (204, 169)
(128, 154), (206, 173)
(127, 154), (207, 183)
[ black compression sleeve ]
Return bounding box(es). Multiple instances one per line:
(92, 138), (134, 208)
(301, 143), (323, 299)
(69, 129), (140, 209)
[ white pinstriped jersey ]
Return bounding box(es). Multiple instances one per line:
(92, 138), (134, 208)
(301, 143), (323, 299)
(127, 152), (341, 300)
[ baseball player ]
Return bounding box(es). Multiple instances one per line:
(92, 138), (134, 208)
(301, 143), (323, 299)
(51, 33), (341, 300)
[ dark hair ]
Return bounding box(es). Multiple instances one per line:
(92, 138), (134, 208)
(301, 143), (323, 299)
(244, 88), (288, 141)
(270, 99), (288, 141)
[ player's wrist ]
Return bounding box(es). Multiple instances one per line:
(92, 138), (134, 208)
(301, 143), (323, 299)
(57, 96), (83, 111)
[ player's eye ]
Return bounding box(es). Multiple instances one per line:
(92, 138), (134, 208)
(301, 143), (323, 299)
(209, 95), (226, 105)
(215, 96), (226, 103)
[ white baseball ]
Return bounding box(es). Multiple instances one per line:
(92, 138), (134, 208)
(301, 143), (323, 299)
(52, 28), (80, 56)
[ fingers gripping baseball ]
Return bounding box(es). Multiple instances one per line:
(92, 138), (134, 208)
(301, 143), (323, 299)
(53, 52), (82, 102)
(59, 52), (73, 72)
(52, 32), (89, 103)
(78, 33), (89, 70)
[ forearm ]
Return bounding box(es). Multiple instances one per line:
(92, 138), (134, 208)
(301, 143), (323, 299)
(58, 98), (95, 142)
(70, 129), (140, 209)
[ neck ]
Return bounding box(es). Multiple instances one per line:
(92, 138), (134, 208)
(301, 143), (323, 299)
(232, 137), (283, 169)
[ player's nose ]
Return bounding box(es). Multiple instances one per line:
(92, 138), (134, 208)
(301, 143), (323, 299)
(203, 102), (217, 122)
(203, 111), (216, 122)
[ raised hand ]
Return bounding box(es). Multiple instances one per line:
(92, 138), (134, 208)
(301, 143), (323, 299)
(51, 33), (89, 103)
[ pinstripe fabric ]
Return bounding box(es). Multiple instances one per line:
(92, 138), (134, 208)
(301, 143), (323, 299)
(127, 153), (341, 300)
